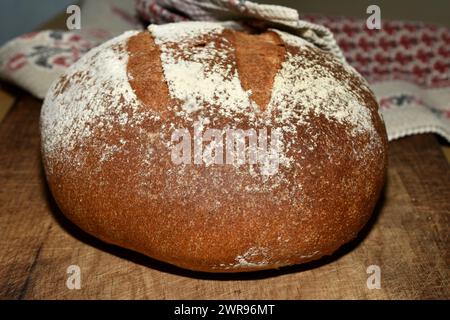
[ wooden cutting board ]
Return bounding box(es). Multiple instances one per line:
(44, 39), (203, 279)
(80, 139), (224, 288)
(0, 94), (448, 299)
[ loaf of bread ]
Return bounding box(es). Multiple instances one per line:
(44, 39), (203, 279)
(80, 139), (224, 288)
(40, 21), (387, 272)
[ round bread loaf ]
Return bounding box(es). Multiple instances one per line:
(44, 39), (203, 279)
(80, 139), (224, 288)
(40, 21), (387, 272)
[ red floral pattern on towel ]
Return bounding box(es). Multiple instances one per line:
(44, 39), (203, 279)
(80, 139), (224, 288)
(4, 30), (95, 72)
(301, 15), (450, 88)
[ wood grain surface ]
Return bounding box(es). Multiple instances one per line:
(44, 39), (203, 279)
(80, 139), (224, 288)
(0, 95), (449, 300)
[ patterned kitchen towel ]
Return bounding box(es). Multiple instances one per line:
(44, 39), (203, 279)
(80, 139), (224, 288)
(0, 0), (449, 142)
(0, 0), (142, 98)
(303, 15), (450, 141)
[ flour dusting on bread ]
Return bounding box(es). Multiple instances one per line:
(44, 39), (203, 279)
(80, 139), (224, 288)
(149, 22), (257, 117)
(41, 31), (141, 163)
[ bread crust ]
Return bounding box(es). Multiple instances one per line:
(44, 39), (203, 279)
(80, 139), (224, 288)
(41, 22), (387, 272)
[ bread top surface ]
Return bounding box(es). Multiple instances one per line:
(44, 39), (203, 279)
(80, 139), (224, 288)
(40, 21), (387, 271)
